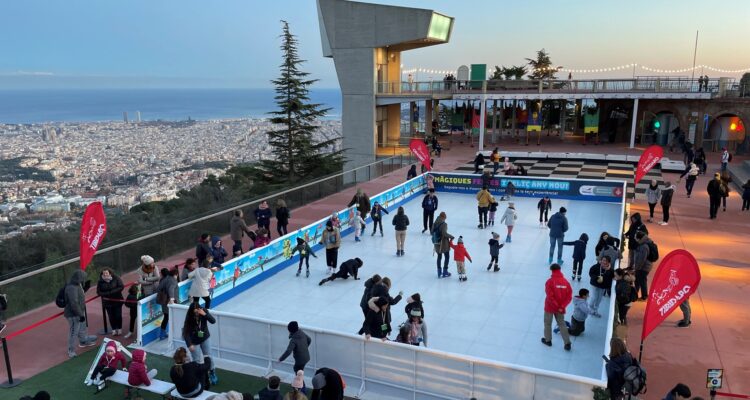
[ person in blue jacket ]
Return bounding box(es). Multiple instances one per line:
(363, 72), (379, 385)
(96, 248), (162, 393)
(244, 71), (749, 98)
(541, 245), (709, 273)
(370, 202), (390, 236)
(547, 207), (569, 265)
(421, 189), (439, 233)
(254, 201), (272, 238)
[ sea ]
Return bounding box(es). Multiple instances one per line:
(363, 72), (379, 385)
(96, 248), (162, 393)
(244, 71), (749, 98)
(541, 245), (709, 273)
(0, 88), (342, 124)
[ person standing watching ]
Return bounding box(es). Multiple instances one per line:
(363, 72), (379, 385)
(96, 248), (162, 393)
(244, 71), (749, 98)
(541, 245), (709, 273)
(707, 173), (723, 219)
(421, 189), (439, 233)
(96, 268), (124, 336)
(65, 270), (97, 358)
(255, 201), (273, 238)
(659, 181), (675, 225)
(230, 210), (252, 254)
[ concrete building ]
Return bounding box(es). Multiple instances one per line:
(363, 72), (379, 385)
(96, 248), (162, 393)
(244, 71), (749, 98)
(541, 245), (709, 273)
(317, 0), (454, 171)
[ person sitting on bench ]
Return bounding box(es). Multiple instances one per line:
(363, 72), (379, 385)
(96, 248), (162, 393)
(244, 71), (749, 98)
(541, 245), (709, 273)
(89, 341), (127, 386)
(170, 347), (211, 398)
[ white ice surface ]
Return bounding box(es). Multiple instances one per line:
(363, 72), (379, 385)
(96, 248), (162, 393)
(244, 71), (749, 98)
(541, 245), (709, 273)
(216, 193), (622, 381)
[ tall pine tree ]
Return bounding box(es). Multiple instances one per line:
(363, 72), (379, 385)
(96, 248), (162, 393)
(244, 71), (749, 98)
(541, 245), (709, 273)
(255, 20), (343, 185)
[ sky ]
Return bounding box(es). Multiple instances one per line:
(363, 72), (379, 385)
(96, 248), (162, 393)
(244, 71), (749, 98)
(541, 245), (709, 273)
(0, 0), (748, 89)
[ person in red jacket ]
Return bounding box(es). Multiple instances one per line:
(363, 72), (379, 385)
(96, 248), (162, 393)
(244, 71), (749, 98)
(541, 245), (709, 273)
(541, 263), (573, 351)
(128, 349), (157, 386)
(89, 341), (127, 386)
(449, 236), (473, 282)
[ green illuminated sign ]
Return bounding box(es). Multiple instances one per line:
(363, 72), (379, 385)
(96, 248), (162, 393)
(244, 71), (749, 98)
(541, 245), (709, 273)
(428, 13), (452, 41)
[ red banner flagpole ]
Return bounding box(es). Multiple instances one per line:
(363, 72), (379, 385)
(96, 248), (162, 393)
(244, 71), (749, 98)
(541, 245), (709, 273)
(79, 201), (107, 270)
(409, 138), (431, 172)
(634, 145), (664, 186)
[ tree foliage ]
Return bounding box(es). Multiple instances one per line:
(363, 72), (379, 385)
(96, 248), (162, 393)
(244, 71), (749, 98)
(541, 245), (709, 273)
(251, 20), (343, 186)
(525, 49), (562, 80)
(490, 65), (527, 80)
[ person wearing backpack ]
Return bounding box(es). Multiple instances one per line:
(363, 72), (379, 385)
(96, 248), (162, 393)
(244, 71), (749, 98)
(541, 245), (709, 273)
(432, 212), (455, 278)
(633, 231), (657, 300)
(64, 270), (97, 358)
(421, 189), (439, 233)
(605, 337), (643, 400)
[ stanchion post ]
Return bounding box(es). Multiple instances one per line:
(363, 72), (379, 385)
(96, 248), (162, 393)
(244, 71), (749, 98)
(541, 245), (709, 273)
(98, 298), (110, 335)
(0, 337), (23, 388)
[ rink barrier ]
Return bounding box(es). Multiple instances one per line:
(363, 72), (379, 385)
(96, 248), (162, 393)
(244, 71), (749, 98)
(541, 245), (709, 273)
(168, 304), (606, 400)
(431, 171), (628, 202)
(137, 174), (427, 345)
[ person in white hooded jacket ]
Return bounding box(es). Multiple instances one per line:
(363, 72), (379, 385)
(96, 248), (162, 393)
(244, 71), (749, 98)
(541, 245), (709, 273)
(499, 203), (517, 243)
(188, 259), (219, 309)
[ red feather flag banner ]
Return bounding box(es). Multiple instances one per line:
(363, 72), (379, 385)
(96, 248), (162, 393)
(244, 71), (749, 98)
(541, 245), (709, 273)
(409, 138), (431, 171)
(79, 201), (107, 270)
(634, 145), (664, 186)
(638, 249), (701, 360)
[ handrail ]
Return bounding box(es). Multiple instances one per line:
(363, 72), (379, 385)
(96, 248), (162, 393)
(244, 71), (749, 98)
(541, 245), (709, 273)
(0, 154), (411, 286)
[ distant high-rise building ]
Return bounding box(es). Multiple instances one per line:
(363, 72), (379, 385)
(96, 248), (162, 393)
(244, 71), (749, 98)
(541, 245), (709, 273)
(136, 111), (141, 123)
(123, 111), (129, 123)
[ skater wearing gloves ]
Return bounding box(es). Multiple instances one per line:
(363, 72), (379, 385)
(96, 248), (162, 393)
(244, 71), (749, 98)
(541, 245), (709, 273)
(449, 236), (473, 282)
(291, 237), (317, 278)
(499, 202), (517, 243)
(537, 196), (552, 228)
(487, 232), (504, 272)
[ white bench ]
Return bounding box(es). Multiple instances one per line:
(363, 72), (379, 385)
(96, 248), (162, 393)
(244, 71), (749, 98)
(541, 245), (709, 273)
(170, 388), (219, 400)
(103, 370), (175, 399)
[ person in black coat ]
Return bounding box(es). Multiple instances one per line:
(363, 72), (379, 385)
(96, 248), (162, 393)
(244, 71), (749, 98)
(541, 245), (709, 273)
(473, 152), (485, 173)
(310, 367), (344, 400)
(707, 172), (723, 219)
(275, 199), (290, 237)
(624, 213), (647, 269)
(563, 233), (589, 281)
(588, 255), (614, 317)
(319, 258), (363, 286)
(606, 338), (635, 400)
(404, 293), (424, 320)
(406, 165), (417, 180)
(368, 277), (402, 333)
(96, 268), (124, 336)
(361, 297), (391, 340)
(359, 274), (381, 317)
(537, 196), (552, 227)
(170, 347), (211, 397)
(421, 189), (439, 233)
(195, 233), (212, 264)
(255, 201), (273, 236)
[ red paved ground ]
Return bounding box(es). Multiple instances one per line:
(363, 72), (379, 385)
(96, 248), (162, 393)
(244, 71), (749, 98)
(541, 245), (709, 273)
(2, 136), (749, 400)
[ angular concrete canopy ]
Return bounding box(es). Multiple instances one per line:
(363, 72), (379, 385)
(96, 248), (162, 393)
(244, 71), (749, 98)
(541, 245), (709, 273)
(317, 0), (453, 171)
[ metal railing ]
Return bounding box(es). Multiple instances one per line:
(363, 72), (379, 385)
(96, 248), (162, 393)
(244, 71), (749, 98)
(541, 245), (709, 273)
(0, 154), (413, 317)
(378, 77), (735, 96)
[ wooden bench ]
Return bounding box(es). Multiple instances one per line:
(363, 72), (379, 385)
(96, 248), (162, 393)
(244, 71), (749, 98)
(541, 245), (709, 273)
(101, 370), (175, 399)
(170, 388), (219, 400)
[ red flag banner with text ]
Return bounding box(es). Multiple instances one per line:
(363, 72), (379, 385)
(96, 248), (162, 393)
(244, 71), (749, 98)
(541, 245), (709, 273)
(641, 249), (701, 340)
(635, 145), (664, 186)
(409, 138), (431, 172)
(79, 201), (107, 270)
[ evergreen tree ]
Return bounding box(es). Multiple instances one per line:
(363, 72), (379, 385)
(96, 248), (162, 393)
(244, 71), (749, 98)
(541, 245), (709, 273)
(255, 20), (343, 185)
(525, 49), (561, 80)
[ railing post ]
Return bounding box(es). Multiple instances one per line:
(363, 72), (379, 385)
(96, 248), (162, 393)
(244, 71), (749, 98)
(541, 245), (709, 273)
(0, 337), (22, 388)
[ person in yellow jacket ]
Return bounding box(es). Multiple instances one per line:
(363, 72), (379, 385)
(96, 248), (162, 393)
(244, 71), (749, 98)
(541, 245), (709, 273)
(476, 185), (495, 229)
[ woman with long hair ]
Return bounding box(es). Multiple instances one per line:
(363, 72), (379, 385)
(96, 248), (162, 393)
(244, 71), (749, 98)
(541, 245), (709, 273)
(96, 267), (124, 336)
(169, 346), (211, 397)
(391, 206), (410, 256)
(182, 302), (218, 385)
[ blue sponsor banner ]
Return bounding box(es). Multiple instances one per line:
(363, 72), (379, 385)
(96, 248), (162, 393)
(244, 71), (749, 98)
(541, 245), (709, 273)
(138, 174), (427, 345)
(431, 172), (625, 202)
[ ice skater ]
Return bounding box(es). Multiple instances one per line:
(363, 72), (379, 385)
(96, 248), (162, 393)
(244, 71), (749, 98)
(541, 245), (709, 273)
(449, 236), (472, 282)
(488, 199), (498, 226)
(319, 258), (363, 286)
(370, 201), (389, 236)
(563, 233), (589, 281)
(291, 237), (317, 278)
(499, 202), (517, 243)
(319, 220), (341, 275)
(537, 196), (552, 228)
(349, 208), (366, 242)
(487, 232), (504, 272)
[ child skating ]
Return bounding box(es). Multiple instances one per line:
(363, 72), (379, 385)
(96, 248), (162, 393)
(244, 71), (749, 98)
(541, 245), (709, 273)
(349, 208), (366, 242)
(499, 202), (517, 243)
(563, 233), (589, 281)
(487, 232), (504, 272)
(449, 236), (472, 282)
(291, 237), (317, 278)
(488, 199), (498, 226)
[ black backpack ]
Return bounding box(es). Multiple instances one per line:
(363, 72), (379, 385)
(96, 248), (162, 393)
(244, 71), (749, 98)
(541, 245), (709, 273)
(55, 286), (67, 308)
(623, 357), (647, 395)
(646, 241), (659, 262)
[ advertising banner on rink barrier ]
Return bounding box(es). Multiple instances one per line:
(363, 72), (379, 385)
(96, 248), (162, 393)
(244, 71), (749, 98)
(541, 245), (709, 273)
(430, 172), (625, 202)
(137, 174), (427, 345)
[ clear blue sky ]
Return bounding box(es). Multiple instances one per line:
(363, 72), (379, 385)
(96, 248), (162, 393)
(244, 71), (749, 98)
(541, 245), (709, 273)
(1, 0), (748, 89)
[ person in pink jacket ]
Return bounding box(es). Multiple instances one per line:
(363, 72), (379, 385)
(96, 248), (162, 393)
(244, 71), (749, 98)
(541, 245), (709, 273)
(541, 263), (573, 351)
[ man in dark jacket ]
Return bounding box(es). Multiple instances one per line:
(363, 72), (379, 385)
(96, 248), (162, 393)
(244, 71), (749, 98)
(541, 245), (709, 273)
(547, 207), (569, 265)
(65, 270), (97, 358)
(229, 210), (252, 254)
(633, 231), (654, 300)
(257, 375), (283, 400)
(195, 233), (212, 264)
(319, 258), (363, 286)
(278, 321), (311, 373)
(625, 213), (647, 269)
(156, 268), (179, 340)
(347, 188), (371, 218)
(707, 172), (723, 219)
(587, 256), (613, 317)
(311, 367), (344, 400)
(359, 274), (381, 316)
(421, 189), (439, 233)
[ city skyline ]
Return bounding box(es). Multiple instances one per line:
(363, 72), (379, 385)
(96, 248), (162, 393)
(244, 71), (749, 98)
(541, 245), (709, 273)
(1, 0), (749, 89)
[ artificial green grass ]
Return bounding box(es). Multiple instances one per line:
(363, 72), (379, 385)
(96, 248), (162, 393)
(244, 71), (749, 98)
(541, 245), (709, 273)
(4, 351), (291, 399)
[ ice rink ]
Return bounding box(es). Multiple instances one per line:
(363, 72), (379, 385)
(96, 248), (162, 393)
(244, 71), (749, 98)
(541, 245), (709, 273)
(217, 192), (624, 381)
